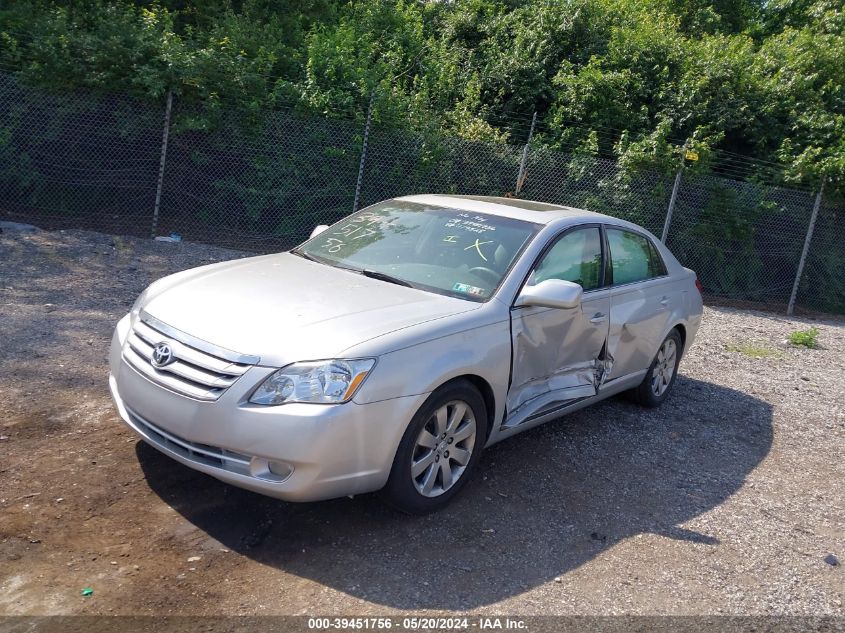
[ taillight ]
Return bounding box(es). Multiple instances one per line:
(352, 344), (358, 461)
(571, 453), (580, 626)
(695, 277), (703, 294)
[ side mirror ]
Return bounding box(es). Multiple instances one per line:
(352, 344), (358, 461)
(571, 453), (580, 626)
(516, 279), (583, 309)
(310, 224), (329, 239)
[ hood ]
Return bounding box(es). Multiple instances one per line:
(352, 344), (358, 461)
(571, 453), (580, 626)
(142, 253), (480, 365)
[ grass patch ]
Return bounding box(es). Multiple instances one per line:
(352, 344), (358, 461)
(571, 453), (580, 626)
(787, 326), (820, 349)
(725, 342), (784, 359)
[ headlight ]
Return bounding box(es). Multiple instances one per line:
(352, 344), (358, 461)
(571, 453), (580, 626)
(249, 358), (376, 405)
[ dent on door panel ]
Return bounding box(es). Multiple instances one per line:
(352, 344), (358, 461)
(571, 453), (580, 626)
(507, 300), (612, 424)
(606, 283), (674, 381)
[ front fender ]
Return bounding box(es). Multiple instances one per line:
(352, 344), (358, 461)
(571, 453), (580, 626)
(352, 318), (512, 438)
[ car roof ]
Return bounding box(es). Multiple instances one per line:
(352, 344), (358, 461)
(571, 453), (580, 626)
(396, 194), (614, 226)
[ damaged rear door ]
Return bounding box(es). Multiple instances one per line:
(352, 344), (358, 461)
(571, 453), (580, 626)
(506, 225), (610, 427)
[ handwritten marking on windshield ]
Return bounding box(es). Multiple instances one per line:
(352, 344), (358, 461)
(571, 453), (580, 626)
(323, 238), (344, 253)
(350, 212), (381, 225)
(337, 224), (378, 238)
(464, 239), (494, 261)
(445, 213), (497, 234)
(337, 225), (362, 237)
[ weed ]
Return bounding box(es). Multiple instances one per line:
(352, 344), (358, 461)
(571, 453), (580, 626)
(787, 327), (819, 349)
(112, 235), (134, 257)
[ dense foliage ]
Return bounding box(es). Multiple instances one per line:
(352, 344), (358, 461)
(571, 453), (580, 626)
(1, 0), (843, 190)
(1, 1), (843, 313)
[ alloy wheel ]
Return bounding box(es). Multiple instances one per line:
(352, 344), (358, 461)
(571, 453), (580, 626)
(651, 338), (677, 397)
(411, 400), (477, 498)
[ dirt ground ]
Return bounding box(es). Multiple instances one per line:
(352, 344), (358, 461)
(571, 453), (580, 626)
(1, 227), (843, 616)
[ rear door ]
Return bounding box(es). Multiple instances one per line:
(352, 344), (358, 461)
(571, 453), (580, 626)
(507, 225), (611, 425)
(604, 226), (675, 382)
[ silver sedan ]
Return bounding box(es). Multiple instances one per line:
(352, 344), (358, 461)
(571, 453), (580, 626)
(109, 195), (703, 513)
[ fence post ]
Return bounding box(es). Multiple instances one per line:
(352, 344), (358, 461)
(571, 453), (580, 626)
(787, 179), (825, 316)
(352, 90), (375, 213)
(150, 89), (173, 239)
(515, 112), (537, 196)
(661, 169), (683, 243)
(661, 143), (690, 244)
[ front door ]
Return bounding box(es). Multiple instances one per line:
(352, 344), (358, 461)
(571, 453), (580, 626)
(506, 226), (610, 426)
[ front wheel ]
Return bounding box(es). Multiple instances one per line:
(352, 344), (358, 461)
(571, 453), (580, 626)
(631, 329), (683, 407)
(380, 380), (487, 514)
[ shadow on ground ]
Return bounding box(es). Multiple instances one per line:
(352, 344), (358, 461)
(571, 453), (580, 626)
(137, 375), (772, 610)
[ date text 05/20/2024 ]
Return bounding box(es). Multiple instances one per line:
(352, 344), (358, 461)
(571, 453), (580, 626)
(307, 617), (528, 630)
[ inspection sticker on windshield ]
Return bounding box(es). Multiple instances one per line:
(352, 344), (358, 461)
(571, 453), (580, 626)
(453, 283), (487, 298)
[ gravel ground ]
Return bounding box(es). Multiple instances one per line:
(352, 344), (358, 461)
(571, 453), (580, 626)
(0, 227), (843, 616)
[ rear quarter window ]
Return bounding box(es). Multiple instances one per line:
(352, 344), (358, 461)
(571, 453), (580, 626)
(648, 239), (668, 277)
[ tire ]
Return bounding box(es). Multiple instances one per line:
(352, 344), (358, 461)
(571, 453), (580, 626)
(380, 379), (487, 514)
(631, 328), (683, 407)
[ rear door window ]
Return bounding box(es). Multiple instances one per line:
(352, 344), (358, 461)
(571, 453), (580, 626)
(607, 228), (665, 285)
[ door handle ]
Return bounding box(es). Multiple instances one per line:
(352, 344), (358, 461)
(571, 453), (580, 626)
(660, 296), (670, 306)
(590, 312), (607, 324)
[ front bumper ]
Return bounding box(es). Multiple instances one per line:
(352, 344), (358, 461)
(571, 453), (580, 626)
(109, 314), (427, 502)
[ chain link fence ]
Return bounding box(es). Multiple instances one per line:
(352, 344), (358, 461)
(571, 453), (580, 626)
(520, 148), (675, 238)
(797, 191), (845, 314)
(359, 126), (524, 209)
(665, 174), (818, 309)
(0, 72), (162, 237)
(157, 99), (363, 251)
(1, 71), (842, 315)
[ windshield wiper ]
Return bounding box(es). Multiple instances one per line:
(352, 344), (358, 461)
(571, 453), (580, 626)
(292, 252), (413, 287)
(361, 269), (414, 288)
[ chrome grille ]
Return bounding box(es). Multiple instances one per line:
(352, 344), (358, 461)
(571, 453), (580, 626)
(128, 407), (252, 476)
(122, 312), (257, 401)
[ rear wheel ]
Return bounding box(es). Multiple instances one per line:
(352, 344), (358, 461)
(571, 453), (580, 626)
(632, 329), (682, 407)
(380, 380), (487, 514)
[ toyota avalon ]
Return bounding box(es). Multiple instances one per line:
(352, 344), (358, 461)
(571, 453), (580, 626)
(109, 195), (703, 513)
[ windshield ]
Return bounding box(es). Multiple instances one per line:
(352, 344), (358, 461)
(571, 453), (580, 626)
(295, 201), (539, 301)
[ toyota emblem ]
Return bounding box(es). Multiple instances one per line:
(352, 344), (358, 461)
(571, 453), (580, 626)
(151, 341), (175, 367)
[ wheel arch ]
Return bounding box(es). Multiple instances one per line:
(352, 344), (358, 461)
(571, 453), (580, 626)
(438, 374), (496, 441)
(672, 322), (687, 355)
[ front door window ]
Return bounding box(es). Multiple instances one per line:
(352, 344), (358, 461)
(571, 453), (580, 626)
(507, 226), (610, 426)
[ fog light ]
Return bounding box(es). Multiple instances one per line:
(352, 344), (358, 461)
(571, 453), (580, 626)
(268, 461), (293, 479)
(249, 458), (294, 482)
